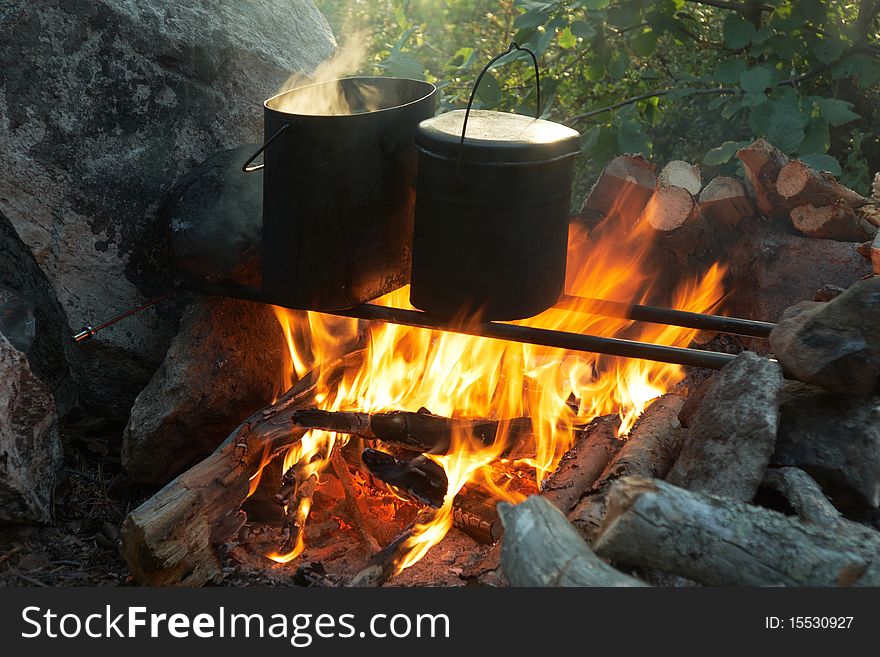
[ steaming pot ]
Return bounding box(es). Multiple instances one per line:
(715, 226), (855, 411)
(409, 46), (581, 321)
(243, 77), (435, 310)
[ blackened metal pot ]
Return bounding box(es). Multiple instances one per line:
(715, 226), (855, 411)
(409, 45), (581, 321)
(243, 77), (435, 310)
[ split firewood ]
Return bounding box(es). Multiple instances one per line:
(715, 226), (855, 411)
(361, 448), (448, 508)
(539, 414), (621, 515)
(640, 183), (698, 232)
(579, 154), (656, 230)
(452, 485), (503, 544)
(120, 352), (363, 586)
(736, 138), (790, 218)
(569, 393), (686, 544)
(594, 477), (880, 587)
(698, 175), (754, 234)
(667, 352), (784, 502)
(789, 203), (875, 242)
(329, 450), (380, 554)
(290, 407), (532, 455)
(761, 467), (843, 528)
(658, 160), (701, 195)
(776, 160), (868, 209)
(498, 495), (646, 587)
(873, 231), (880, 275)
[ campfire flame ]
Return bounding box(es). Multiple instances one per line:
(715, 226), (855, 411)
(267, 209), (726, 570)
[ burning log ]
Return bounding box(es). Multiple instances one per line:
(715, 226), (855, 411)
(289, 407), (532, 455)
(667, 352), (783, 501)
(789, 204), (875, 242)
(658, 160), (701, 195)
(776, 160), (868, 209)
(361, 448), (447, 508)
(539, 414), (621, 515)
(736, 138), (790, 218)
(761, 467), (843, 528)
(498, 495), (646, 587)
(594, 477), (880, 587)
(453, 485), (503, 544)
(579, 154), (656, 229)
(276, 469), (318, 558)
(698, 175), (754, 233)
(120, 352), (363, 586)
(569, 393), (686, 543)
(345, 516), (429, 587)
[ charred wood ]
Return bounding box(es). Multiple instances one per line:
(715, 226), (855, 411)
(761, 467), (843, 528)
(361, 448), (447, 508)
(330, 449), (380, 554)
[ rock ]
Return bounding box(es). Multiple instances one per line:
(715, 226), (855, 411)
(667, 352), (783, 501)
(769, 277), (880, 397)
(0, 334), (63, 523)
(772, 382), (880, 510)
(725, 217), (871, 326)
(122, 296), (287, 485)
(0, 211), (77, 414)
(166, 145), (262, 284)
(0, 0), (335, 418)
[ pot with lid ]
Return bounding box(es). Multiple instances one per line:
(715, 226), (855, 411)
(409, 44), (581, 321)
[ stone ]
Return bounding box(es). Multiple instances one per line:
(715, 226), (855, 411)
(0, 0), (335, 418)
(0, 211), (77, 414)
(667, 352), (784, 501)
(772, 382), (880, 509)
(725, 217), (871, 327)
(769, 277), (880, 397)
(122, 296), (287, 485)
(166, 145), (262, 284)
(0, 333), (63, 523)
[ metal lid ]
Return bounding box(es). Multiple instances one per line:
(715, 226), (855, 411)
(416, 109), (581, 164)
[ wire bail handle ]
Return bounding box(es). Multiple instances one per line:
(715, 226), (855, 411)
(456, 42), (542, 172)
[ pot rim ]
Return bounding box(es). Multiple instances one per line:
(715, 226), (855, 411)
(264, 76), (436, 117)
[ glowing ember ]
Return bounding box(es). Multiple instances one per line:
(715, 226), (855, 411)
(265, 209), (726, 569)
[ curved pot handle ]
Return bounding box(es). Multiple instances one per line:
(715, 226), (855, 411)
(458, 42), (541, 157)
(241, 123), (290, 173)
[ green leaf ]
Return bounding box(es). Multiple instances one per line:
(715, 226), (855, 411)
(381, 52), (424, 80)
(771, 100), (810, 129)
(748, 101), (774, 135)
(631, 29), (658, 57)
(558, 26), (577, 49)
(476, 71), (501, 106)
(740, 92), (767, 107)
(514, 9), (551, 30)
(813, 38), (844, 65)
(799, 153), (841, 176)
(646, 10), (680, 35)
(816, 97), (860, 126)
(740, 67), (772, 94)
(714, 58), (746, 84)
(590, 127), (619, 164)
(752, 25), (773, 44)
(799, 118), (830, 154)
(578, 0), (610, 9)
(570, 20), (596, 40)
(703, 141), (742, 166)
(723, 13), (756, 49)
(608, 51), (630, 80)
(767, 121), (805, 152)
(617, 121), (651, 156)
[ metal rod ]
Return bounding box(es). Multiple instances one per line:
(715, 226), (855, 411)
(72, 291), (175, 343)
(556, 294), (775, 339)
(177, 280), (738, 370)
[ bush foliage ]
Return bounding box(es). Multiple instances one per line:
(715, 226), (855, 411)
(317, 0), (880, 195)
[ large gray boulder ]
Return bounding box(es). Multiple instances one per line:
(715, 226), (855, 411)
(0, 1), (335, 418)
(0, 333), (63, 523)
(769, 278), (880, 397)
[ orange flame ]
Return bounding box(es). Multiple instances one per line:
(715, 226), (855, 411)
(268, 207), (726, 571)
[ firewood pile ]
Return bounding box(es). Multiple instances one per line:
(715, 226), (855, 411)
(117, 140), (879, 588)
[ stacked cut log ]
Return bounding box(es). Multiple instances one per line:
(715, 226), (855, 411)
(578, 154), (656, 232)
(737, 140), (877, 242)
